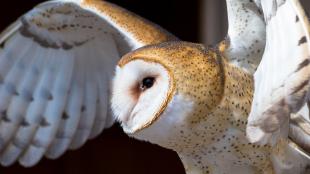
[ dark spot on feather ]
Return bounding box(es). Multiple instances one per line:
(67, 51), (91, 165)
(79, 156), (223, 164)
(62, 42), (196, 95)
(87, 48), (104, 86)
(2, 115), (11, 123)
(62, 112), (69, 120)
(258, 9), (262, 15)
(0, 41), (5, 48)
(1, 110), (7, 117)
(21, 118), (30, 127)
(20, 18), (61, 49)
(296, 15), (299, 22)
(291, 79), (309, 94)
(5, 83), (18, 95)
(298, 36), (307, 46)
(81, 105), (86, 112)
(40, 118), (50, 127)
(41, 89), (53, 100)
(279, 99), (286, 107)
(48, 94), (53, 100)
(20, 17), (92, 50)
(48, 27), (55, 31)
(62, 42), (73, 50)
(21, 90), (34, 102)
(295, 58), (310, 72)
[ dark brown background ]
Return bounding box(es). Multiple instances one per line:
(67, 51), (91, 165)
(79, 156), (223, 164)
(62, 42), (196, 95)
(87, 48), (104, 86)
(0, 1), (309, 174)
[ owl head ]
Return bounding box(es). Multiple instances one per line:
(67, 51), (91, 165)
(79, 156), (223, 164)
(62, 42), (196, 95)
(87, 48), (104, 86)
(111, 41), (226, 149)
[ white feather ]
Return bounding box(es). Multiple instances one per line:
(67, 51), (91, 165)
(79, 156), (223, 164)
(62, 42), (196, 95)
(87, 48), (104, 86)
(247, 0), (310, 145)
(3, 45), (51, 166)
(0, 33), (27, 78)
(16, 48), (62, 167)
(45, 46), (85, 159)
(0, 43), (49, 163)
(89, 35), (119, 139)
(224, 0), (265, 74)
(69, 41), (98, 150)
(20, 49), (74, 166)
(0, 36), (36, 153)
(0, 40), (44, 166)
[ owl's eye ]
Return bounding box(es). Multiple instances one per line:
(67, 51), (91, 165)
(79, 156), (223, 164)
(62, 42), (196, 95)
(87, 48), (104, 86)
(140, 77), (155, 90)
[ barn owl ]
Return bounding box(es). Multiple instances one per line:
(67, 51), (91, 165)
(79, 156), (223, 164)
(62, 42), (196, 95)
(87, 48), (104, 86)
(0, 0), (309, 174)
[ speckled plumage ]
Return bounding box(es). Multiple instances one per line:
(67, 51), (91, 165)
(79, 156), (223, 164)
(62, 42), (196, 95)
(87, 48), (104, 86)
(116, 42), (309, 174)
(222, 0), (265, 74)
(82, 0), (176, 45)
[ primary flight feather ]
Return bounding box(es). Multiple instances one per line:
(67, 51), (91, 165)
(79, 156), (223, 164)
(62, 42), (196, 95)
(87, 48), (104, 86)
(246, 0), (310, 147)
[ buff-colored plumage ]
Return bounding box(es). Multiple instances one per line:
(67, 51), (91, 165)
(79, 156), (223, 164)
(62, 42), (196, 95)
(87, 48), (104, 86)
(116, 42), (309, 174)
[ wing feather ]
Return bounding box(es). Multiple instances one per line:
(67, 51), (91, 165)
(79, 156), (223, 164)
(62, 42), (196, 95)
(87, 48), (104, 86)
(290, 113), (310, 153)
(0, 35), (38, 153)
(0, 42), (42, 166)
(45, 47), (85, 159)
(0, 42), (50, 166)
(246, 0), (310, 145)
(221, 0), (266, 74)
(1, 47), (57, 166)
(69, 41), (98, 150)
(0, 0), (175, 167)
(21, 49), (75, 166)
(88, 37), (113, 139)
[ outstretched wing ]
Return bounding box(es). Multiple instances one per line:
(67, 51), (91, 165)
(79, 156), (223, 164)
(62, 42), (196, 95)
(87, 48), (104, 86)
(0, 0), (176, 167)
(219, 0), (266, 74)
(246, 0), (310, 147)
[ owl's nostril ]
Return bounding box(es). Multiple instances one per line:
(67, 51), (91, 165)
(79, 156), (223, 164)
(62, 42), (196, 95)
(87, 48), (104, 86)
(140, 77), (155, 90)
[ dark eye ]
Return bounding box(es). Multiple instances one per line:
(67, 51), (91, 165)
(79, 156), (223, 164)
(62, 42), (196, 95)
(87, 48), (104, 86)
(140, 77), (155, 90)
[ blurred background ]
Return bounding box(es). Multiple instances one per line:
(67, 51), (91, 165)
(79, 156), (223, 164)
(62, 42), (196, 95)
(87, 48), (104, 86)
(0, 0), (309, 174)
